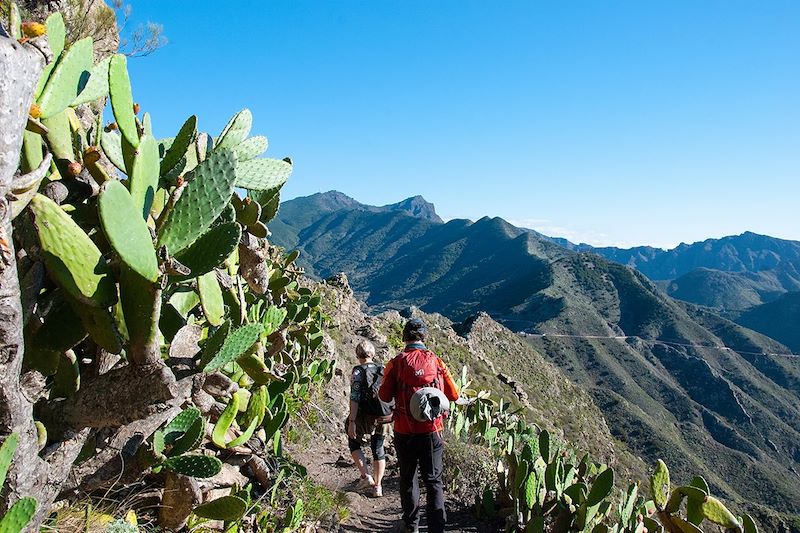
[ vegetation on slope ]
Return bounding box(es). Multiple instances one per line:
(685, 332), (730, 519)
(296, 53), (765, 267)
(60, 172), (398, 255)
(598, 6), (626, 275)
(273, 192), (800, 528)
(0, 8), (336, 531)
(735, 291), (800, 352)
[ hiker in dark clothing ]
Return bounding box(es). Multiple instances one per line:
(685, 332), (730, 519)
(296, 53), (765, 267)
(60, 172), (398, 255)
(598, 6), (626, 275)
(346, 340), (392, 498)
(379, 318), (460, 533)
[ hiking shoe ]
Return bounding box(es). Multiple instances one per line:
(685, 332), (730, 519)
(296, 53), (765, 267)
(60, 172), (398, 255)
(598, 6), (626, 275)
(370, 485), (383, 498)
(356, 474), (375, 489)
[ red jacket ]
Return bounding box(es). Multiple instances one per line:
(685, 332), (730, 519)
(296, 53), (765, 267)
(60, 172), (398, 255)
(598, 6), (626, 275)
(379, 344), (460, 434)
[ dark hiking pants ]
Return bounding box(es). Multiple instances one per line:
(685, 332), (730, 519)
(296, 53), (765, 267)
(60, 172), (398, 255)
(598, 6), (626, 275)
(395, 432), (446, 533)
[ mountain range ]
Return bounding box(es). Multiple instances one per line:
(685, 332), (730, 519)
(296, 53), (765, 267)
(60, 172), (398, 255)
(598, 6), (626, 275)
(271, 191), (800, 527)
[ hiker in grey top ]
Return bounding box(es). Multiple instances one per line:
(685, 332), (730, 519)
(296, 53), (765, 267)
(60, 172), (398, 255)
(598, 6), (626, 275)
(346, 340), (391, 498)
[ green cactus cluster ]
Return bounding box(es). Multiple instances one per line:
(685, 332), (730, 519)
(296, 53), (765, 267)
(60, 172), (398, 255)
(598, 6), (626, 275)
(8, 8), (328, 530)
(0, 434), (37, 533)
(448, 367), (760, 533)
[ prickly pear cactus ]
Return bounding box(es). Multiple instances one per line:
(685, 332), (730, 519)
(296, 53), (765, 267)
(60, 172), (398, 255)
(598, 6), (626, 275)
(234, 158), (293, 191)
(163, 455), (222, 478)
(203, 323), (264, 373)
(0, 434), (37, 533)
(192, 495), (248, 521)
(98, 180), (159, 282)
(28, 194), (115, 307)
(36, 37), (93, 118)
(108, 54), (139, 149)
(4, 6), (361, 530)
(175, 222), (241, 277)
(157, 148), (238, 255)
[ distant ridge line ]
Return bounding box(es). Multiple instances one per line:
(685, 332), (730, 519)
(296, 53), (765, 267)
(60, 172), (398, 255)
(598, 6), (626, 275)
(521, 332), (800, 358)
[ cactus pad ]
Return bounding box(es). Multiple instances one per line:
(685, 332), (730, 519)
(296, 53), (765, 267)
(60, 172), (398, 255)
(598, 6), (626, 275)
(164, 407), (203, 436)
(233, 135), (268, 160)
(211, 394), (239, 448)
(197, 271), (224, 326)
(245, 385), (268, 427)
(37, 37), (93, 119)
(0, 496), (37, 533)
(192, 495), (248, 521)
(238, 350), (282, 385)
(199, 321), (230, 368)
(155, 407), (204, 457)
(128, 134), (160, 219)
(741, 514), (758, 533)
(108, 54), (139, 148)
(262, 306), (287, 336)
(700, 496), (740, 528)
(161, 115), (197, 176)
(168, 415), (205, 457)
(254, 186), (281, 223)
(98, 180), (159, 282)
(586, 468), (613, 506)
(29, 194), (115, 307)
(175, 222), (241, 278)
(650, 459), (670, 510)
(164, 455), (222, 478)
(203, 323), (264, 373)
(169, 289), (200, 317)
(71, 300), (123, 354)
(263, 406), (288, 443)
(225, 416), (259, 449)
(71, 55), (110, 107)
(101, 130), (126, 172)
(33, 13), (66, 99)
(157, 149), (238, 255)
(0, 433), (19, 488)
(46, 12), (66, 58)
(216, 109), (252, 150)
(41, 110), (75, 164)
(234, 158), (292, 191)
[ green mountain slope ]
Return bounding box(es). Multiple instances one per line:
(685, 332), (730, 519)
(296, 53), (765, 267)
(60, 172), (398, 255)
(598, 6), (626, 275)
(274, 191), (800, 525)
(316, 275), (644, 480)
(736, 291), (800, 352)
(664, 268), (789, 312)
(591, 231), (800, 281)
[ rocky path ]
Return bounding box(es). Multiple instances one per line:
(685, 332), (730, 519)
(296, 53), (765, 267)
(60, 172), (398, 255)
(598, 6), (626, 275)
(294, 436), (499, 533)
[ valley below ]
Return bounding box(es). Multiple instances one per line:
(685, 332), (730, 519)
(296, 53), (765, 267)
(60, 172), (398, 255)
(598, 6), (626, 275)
(274, 191), (800, 530)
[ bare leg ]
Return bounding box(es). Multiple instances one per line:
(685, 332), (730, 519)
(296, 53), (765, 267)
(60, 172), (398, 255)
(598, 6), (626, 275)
(373, 458), (386, 487)
(351, 449), (369, 478)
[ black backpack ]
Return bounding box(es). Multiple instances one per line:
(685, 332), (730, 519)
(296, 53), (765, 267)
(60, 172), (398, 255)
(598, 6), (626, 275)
(356, 363), (393, 417)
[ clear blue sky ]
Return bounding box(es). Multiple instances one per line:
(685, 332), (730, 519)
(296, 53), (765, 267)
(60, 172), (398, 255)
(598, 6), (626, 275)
(124, 1), (799, 249)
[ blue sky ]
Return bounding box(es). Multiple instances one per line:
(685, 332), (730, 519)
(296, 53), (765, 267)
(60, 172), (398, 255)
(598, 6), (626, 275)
(124, 1), (799, 249)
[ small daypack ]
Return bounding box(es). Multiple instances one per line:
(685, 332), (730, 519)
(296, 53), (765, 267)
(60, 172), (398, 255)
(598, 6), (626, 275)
(356, 363), (393, 418)
(395, 349), (446, 433)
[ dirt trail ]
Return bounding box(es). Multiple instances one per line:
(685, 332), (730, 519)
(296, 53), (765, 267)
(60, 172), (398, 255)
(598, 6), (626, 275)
(296, 435), (499, 533)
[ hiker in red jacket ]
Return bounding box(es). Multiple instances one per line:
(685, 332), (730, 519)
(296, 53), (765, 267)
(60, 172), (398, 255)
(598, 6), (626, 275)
(379, 318), (460, 533)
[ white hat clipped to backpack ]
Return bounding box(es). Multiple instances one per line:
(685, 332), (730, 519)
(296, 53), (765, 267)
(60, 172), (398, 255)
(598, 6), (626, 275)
(409, 387), (450, 422)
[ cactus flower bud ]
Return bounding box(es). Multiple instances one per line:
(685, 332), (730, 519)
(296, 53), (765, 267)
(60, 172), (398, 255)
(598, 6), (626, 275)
(176, 175), (185, 187)
(105, 122), (118, 132)
(133, 103), (140, 115)
(84, 146), (101, 165)
(21, 21), (46, 37)
(29, 103), (41, 119)
(67, 162), (82, 176)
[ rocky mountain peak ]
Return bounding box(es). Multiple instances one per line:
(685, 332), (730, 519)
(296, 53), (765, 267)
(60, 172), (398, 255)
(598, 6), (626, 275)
(385, 195), (443, 223)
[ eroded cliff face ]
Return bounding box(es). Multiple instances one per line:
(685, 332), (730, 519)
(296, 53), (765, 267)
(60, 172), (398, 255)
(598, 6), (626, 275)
(314, 273), (643, 477)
